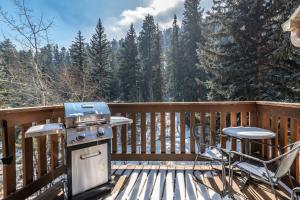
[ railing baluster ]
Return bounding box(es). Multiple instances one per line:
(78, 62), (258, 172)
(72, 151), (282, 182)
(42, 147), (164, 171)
(220, 112), (226, 149)
(240, 112), (247, 153)
(37, 135), (47, 178)
(121, 113), (127, 154)
(112, 126), (117, 154)
(249, 111), (258, 126)
(170, 112), (175, 154)
(22, 124), (33, 186)
(141, 112), (146, 154)
(50, 134), (58, 170)
(50, 119), (59, 170)
(271, 115), (278, 158)
(161, 112), (166, 154)
(281, 116), (288, 153)
(210, 112), (216, 147)
(261, 112), (269, 159)
(200, 112), (205, 152)
(2, 124), (16, 197)
(131, 112), (137, 154)
(180, 112), (185, 154)
(291, 118), (299, 183)
(61, 134), (65, 165)
(151, 112), (156, 154)
(190, 112), (195, 153)
(230, 112), (237, 151)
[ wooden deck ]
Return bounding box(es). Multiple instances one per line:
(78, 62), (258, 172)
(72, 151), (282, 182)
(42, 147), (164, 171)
(37, 164), (291, 200)
(105, 165), (290, 200)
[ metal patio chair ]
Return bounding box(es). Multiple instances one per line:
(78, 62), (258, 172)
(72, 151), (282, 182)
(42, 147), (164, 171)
(229, 141), (300, 200)
(291, 187), (300, 200)
(192, 124), (230, 196)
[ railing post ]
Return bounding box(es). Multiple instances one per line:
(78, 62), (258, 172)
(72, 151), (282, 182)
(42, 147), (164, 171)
(2, 120), (16, 197)
(22, 123), (34, 186)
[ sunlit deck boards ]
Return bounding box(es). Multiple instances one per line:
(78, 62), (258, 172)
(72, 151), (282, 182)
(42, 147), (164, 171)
(105, 165), (290, 200)
(35, 164), (291, 200)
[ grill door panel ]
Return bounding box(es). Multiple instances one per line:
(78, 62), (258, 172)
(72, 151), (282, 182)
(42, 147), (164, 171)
(71, 143), (108, 196)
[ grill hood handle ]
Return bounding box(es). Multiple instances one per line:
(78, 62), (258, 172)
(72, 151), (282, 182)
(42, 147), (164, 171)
(81, 104), (94, 108)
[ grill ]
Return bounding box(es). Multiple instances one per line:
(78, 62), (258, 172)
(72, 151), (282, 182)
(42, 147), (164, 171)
(25, 102), (132, 200)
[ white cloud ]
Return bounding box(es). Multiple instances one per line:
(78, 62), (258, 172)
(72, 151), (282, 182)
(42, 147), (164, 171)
(119, 0), (184, 27)
(108, 0), (184, 39)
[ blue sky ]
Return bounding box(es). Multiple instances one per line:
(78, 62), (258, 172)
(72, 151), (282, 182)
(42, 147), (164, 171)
(0, 0), (213, 48)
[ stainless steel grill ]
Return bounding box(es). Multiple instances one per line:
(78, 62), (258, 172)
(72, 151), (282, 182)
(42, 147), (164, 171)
(64, 102), (114, 199)
(25, 101), (132, 200)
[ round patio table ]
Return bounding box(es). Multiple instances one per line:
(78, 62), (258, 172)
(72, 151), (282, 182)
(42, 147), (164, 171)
(222, 126), (275, 154)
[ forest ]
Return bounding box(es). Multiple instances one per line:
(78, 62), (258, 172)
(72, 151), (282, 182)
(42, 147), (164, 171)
(0, 0), (300, 108)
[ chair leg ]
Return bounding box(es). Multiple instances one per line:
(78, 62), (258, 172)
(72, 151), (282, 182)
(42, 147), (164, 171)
(193, 153), (201, 182)
(270, 183), (278, 200)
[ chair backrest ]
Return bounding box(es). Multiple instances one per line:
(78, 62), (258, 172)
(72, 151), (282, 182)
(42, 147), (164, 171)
(192, 125), (204, 150)
(275, 141), (300, 178)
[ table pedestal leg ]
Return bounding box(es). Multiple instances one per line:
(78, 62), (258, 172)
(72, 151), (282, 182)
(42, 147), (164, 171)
(244, 139), (251, 155)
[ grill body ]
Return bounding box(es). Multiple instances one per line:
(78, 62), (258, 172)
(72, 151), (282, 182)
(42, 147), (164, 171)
(64, 102), (114, 199)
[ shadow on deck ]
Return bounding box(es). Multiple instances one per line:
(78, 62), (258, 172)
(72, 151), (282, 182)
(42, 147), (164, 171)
(36, 164), (290, 200)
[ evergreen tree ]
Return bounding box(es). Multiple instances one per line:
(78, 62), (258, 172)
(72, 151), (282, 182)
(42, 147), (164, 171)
(198, 0), (233, 100)
(181, 0), (206, 101)
(152, 24), (164, 101)
(89, 18), (110, 100)
(119, 24), (140, 102)
(138, 14), (157, 101)
(109, 39), (121, 101)
(167, 15), (184, 101)
(69, 30), (90, 101)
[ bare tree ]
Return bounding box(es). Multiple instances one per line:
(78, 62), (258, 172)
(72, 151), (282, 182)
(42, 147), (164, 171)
(0, 0), (54, 105)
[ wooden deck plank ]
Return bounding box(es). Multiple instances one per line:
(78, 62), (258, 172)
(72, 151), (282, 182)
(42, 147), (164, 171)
(175, 166), (185, 200)
(127, 166), (150, 200)
(162, 166), (175, 200)
(198, 173), (222, 200)
(185, 170), (198, 200)
(110, 166), (129, 198)
(138, 165), (159, 200)
(150, 166), (167, 200)
(193, 172), (211, 200)
(115, 166), (142, 200)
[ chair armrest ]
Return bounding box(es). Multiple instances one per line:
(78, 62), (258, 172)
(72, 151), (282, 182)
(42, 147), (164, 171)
(293, 187), (300, 192)
(228, 150), (266, 164)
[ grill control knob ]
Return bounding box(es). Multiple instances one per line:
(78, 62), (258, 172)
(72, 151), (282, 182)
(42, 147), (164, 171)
(97, 128), (104, 137)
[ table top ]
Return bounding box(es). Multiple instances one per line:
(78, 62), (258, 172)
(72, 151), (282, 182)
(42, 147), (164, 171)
(222, 126), (275, 140)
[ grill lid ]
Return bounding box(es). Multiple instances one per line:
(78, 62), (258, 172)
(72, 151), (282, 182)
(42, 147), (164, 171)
(64, 102), (111, 128)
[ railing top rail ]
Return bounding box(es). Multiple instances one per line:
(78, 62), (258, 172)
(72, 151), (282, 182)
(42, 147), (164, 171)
(1, 101), (300, 115)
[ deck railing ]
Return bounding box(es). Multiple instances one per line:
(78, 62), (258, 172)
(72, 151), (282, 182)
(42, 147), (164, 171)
(0, 101), (299, 199)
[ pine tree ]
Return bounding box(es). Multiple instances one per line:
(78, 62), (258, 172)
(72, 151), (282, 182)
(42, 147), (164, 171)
(69, 30), (89, 101)
(109, 39), (120, 101)
(138, 14), (157, 101)
(152, 24), (164, 101)
(167, 15), (183, 101)
(89, 18), (110, 100)
(181, 0), (206, 101)
(197, 0), (233, 100)
(119, 24), (140, 102)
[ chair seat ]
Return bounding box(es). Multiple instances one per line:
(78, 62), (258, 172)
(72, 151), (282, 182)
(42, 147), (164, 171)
(202, 148), (227, 161)
(233, 161), (277, 182)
